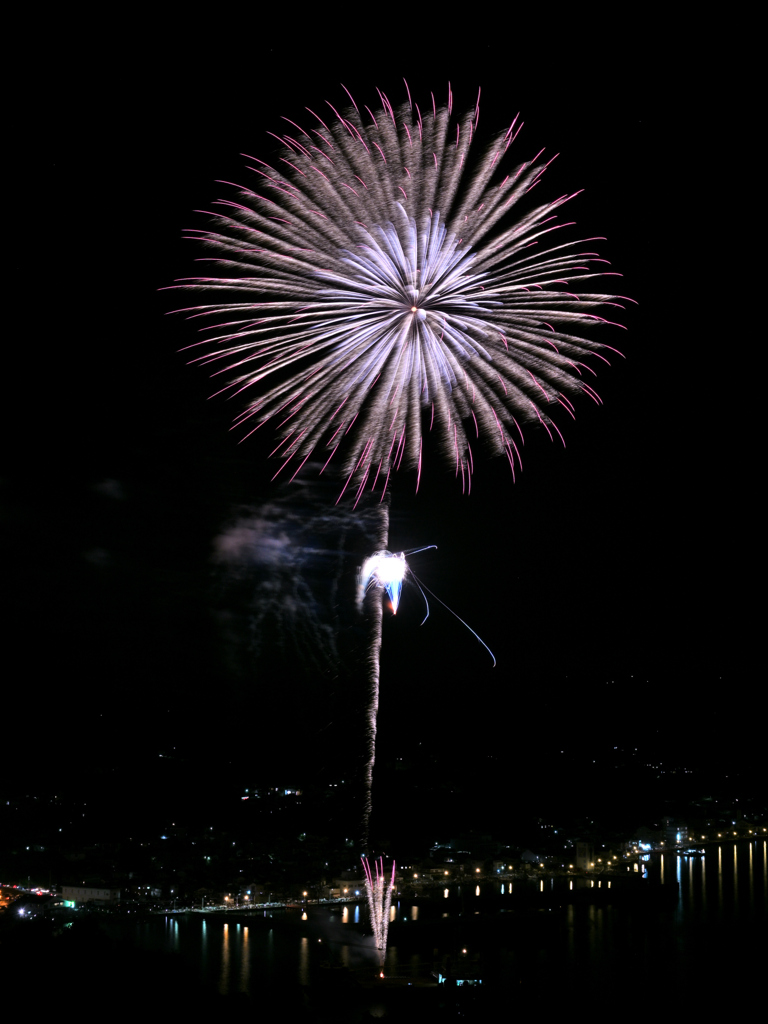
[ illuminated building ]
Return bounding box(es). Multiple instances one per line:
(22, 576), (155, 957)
(575, 843), (595, 871)
(61, 885), (120, 905)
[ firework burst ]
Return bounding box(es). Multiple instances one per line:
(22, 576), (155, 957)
(169, 84), (630, 501)
(361, 855), (396, 959)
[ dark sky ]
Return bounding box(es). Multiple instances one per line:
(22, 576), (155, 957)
(5, 23), (752, 837)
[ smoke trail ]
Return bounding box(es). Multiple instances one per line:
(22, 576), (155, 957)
(360, 497), (389, 852)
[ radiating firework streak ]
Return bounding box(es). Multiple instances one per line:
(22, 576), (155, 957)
(169, 83), (630, 501)
(361, 855), (396, 958)
(360, 499), (389, 851)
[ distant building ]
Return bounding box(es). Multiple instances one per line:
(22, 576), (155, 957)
(331, 878), (365, 896)
(632, 826), (662, 848)
(575, 843), (595, 871)
(664, 817), (688, 846)
(520, 850), (542, 866)
(61, 885), (120, 905)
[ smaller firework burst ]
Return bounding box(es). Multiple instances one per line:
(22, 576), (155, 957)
(361, 855), (396, 959)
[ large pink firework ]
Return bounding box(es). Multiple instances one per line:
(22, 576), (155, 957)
(169, 84), (629, 501)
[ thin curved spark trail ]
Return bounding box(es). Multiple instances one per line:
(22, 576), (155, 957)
(169, 84), (630, 498)
(357, 545), (495, 664)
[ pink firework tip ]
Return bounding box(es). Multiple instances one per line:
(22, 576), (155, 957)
(171, 82), (630, 500)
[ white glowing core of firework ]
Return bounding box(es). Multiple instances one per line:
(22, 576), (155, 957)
(360, 551), (407, 613)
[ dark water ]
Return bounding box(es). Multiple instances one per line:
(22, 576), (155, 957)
(104, 840), (766, 1014)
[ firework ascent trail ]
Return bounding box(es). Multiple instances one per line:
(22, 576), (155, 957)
(169, 84), (631, 503)
(360, 499), (389, 851)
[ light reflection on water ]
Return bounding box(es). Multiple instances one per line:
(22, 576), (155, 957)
(120, 840), (765, 999)
(298, 936), (309, 987)
(733, 843), (738, 903)
(240, 926), (249, 993)
(219, 922), (229, 995)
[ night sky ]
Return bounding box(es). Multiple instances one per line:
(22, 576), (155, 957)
(5, 24), (752, 845)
